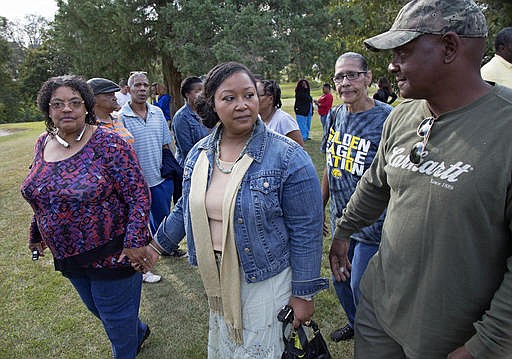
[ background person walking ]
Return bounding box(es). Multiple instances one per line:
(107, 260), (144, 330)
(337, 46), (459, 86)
(314, 83), (334, 131)
(294, 79), (313, 141)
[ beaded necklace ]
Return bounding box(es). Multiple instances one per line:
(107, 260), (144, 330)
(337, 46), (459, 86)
(215, 125), (256, 174)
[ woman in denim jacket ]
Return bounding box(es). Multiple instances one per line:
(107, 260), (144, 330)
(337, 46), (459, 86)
(150, 62), (328, 358)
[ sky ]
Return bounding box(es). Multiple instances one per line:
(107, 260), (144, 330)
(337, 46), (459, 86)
(2, 0), (58, 21)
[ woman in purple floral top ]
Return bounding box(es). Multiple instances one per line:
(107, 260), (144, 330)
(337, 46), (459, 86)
(20, 75), (159, 358)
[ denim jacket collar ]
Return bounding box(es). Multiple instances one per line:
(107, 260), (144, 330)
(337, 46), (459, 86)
(198, 118), (267, 164)
(184, 103), (203, 122)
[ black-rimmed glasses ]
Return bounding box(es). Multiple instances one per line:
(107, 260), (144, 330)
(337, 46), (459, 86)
(129, 71), (148, 76)
(332, 71), (367, 84)
(409, 117), (435, 165)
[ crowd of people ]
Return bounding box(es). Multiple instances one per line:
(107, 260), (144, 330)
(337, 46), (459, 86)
(20, 0), (512, 358)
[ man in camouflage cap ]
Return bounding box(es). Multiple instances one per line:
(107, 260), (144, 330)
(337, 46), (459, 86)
(364, 0), (487, 51)
(329, 0), (512, 358)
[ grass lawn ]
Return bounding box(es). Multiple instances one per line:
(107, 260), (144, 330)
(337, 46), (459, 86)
(0, 86), (359, 358)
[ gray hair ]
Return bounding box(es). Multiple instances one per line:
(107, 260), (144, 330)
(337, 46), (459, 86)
(128, 72), (148, 87)
(336, 52), (369, 72)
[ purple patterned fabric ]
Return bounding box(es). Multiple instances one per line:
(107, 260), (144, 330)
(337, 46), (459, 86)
(21, 127), (151, 270)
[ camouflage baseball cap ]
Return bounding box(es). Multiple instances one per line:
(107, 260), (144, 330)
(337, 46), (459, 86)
(364, 0), (487, 51)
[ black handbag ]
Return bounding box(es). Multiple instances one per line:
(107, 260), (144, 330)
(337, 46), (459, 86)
(279, 306), (331, 359)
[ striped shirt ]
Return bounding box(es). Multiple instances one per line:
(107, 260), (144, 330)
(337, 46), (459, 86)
(120, 102), (172, 187)
(97, 114), (135, 144)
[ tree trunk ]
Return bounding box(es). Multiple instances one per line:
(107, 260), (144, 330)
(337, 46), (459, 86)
(161, 55), (183, 123)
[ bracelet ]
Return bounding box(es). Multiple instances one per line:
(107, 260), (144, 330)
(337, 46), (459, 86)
(295, 295), (313, 302)
(148, 242), (162, 256)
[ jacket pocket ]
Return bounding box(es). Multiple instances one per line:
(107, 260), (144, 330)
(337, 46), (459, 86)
(249, 173), (281, 212)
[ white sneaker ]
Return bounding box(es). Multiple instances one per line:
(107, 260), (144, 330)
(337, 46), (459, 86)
(142, 271), (161, 283)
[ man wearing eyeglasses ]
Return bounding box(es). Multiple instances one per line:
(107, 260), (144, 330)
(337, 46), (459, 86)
(321, 52), (392, 343)
(329, 1), (512, 358)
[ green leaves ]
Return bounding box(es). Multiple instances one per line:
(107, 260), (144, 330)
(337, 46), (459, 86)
(1, 0), (511, 123)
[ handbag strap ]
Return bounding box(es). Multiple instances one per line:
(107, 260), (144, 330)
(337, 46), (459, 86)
(282, 321), (305, 358)
(296, 320), (321, 349)
(282, 320), (322, 358)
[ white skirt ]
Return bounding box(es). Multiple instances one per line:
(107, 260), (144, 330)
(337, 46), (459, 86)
(207, 266), (292, 359)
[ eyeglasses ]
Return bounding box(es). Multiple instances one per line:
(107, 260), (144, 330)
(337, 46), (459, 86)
(129, 71), (147, 76)
(409, 117), (435, 165)
(332, 71), (367, 84)
(49, 100), (85, 111)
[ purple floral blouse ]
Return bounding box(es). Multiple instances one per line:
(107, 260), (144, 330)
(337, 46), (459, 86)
(20, 127), (151, 271)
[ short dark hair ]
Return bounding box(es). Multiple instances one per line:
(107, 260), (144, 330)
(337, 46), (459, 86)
(180, 76), (203, 99)
(119, 79), (128, 87)
(323, 83), (331, 90)
(262, 80), (282, 109)
(37, 75), (96, 133)
(377, 76), (392, 92)
(377, 76), (390, 87)
(495, 27), (512, 50)
(196, 62), (257, 129)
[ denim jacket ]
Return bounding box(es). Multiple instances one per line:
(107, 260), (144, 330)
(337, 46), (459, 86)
(172, 103), (210, 168)
(155, 119), (329, 297)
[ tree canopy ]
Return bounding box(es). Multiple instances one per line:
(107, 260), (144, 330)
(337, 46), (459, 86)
(0, 0), (510, 122)
(51, 0), (333, 112)
(0, 17), (20, 122)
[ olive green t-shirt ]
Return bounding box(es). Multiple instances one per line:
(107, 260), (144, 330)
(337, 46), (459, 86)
(335, 85), (512, 358)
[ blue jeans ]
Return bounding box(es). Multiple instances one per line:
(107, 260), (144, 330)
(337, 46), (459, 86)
(68, 272), (148, 359)
(296, 114), (311, 141)
(149, 178), (174, 234)
(332, 239), (379, 328)
(320, 114), (328, 132)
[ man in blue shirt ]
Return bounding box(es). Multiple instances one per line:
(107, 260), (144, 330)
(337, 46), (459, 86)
(121, 72), (185, 260)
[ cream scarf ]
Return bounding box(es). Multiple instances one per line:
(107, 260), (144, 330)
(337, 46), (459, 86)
(189, 149), (253, 345)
